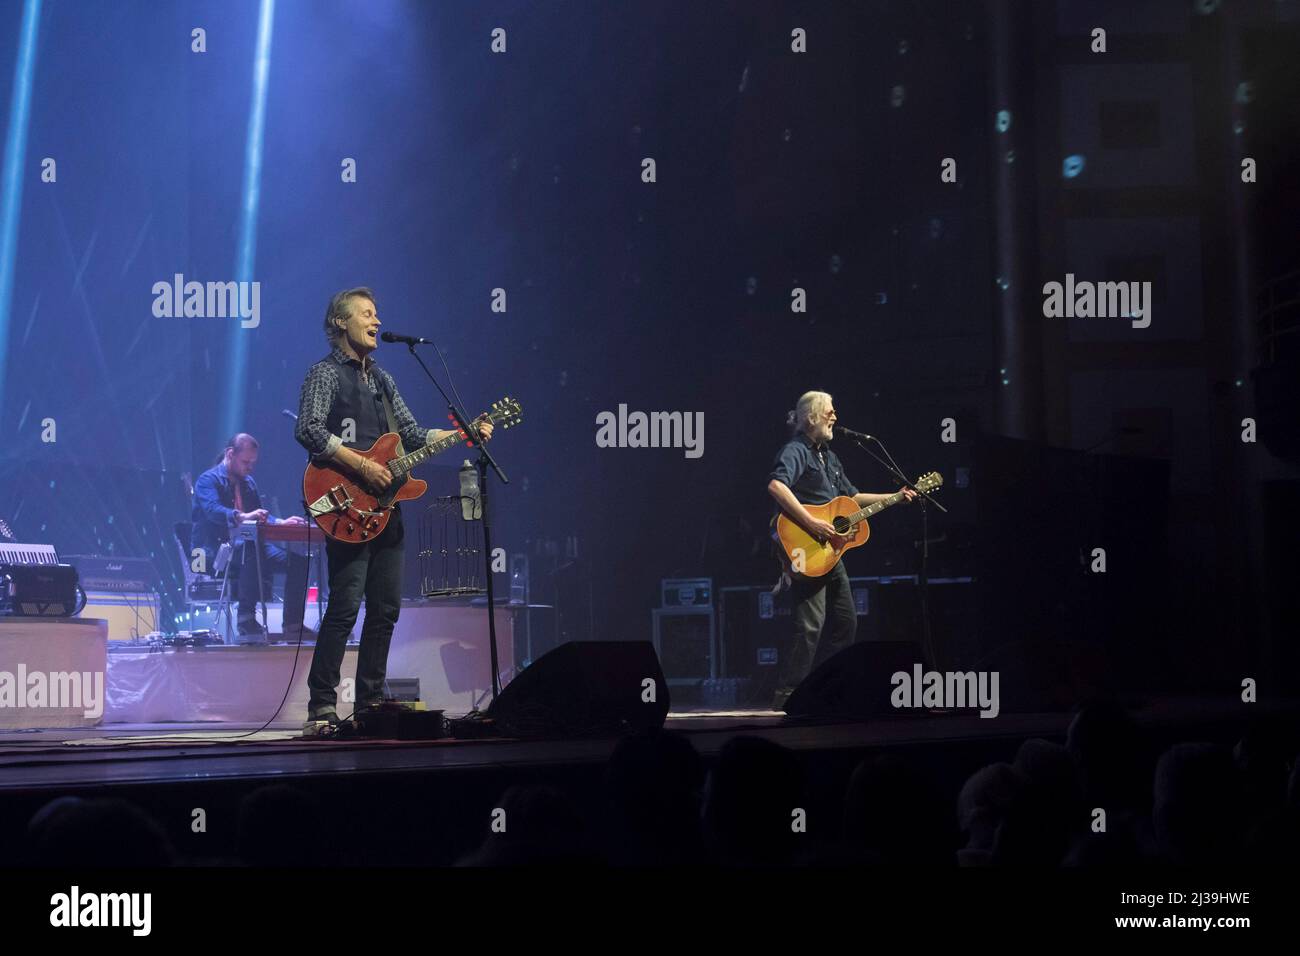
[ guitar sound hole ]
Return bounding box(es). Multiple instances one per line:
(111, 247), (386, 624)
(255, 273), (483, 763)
(832, 516), (852, 535)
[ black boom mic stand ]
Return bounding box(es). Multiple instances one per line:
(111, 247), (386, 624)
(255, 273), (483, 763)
(398, 340), (509, 706)
(846, 432), (946, 673)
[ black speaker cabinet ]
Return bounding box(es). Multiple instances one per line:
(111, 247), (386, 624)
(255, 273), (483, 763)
(487, 640), (669, 738)
(784, 641), (924, 719)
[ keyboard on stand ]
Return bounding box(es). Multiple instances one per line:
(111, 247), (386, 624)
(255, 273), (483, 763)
(0, 542), (59, 566)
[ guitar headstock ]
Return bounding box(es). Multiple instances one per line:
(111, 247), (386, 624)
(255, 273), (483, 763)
(914, 471), (943, 494)
(486, 396), (523, 429)
(451, 398), (524, 444)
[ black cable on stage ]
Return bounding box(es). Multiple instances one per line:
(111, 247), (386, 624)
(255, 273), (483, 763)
(0, 474), (325, 750)
(93, 502), (319, 749)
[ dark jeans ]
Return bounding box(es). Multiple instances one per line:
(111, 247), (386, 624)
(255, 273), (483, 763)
(306, 506), (404, 719)
(231, 542), (309, 629)
(776, 560), (857, 696)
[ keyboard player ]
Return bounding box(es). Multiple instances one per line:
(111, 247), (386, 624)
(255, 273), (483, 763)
(191, 433), (314, 643)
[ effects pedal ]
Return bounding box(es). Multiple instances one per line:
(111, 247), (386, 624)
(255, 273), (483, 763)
(447, 713), (500, 739)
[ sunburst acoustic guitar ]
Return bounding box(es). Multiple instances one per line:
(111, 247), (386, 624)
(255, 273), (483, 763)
(772, 471), (943, 577)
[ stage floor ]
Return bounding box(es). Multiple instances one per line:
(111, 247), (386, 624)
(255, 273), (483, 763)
(0, 695), (1288, 794)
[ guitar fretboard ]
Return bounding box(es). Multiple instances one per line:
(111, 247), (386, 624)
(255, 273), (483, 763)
(379, 399), (520, 478)
(389, 429), (468, 478)
(845, 491), (909, 527)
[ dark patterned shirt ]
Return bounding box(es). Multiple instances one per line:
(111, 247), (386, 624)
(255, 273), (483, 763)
(768, 432), (859, 505)
(190, 462), (270, 565)
(294, 345), (439, 461)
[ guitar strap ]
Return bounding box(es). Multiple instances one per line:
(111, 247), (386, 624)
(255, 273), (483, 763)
(379, 380), (406, 457)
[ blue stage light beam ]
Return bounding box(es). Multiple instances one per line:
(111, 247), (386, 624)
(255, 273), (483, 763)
(0, 0), (43, 412)
(225, 0), (276, 439)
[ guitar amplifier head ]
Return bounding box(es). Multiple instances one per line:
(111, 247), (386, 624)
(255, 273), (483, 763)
(65, 554), (158, 592)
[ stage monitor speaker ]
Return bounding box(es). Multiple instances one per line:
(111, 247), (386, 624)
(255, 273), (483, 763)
(488, 640), (669, 738)
(784, 641), (923, 719)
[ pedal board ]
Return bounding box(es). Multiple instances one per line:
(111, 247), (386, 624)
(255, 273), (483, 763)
(355, 704), (447, 740)
(446, 714), (500, 739)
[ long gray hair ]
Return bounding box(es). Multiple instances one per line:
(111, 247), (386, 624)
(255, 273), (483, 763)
(786, 390), (832, 434)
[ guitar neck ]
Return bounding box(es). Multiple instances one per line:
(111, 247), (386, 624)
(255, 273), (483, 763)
(389, 430), (463, 477)
(846, 491), (908, 526)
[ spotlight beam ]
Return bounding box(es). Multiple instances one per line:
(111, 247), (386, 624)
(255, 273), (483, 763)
(0, 0), (43, 411)
(225, 0), (277, 439)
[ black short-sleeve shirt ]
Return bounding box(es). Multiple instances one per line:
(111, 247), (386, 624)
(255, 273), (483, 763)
(768, 433), (859, 505)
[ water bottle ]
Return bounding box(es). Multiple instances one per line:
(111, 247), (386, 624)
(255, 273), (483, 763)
(458, 460), (481, 520)
(510, 554), (528, 604)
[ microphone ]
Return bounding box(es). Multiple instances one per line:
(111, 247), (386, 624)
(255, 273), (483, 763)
(836, 425), (874, 441)
(380, 331), (432, 346)
(282, 409), (298, 421)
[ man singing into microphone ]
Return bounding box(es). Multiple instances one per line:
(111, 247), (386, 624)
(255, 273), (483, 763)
(294, 287), (492, 730)
(766, 391), (915, 711)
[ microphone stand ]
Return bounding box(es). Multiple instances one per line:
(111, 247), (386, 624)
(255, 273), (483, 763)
(400, 342), (509, 704)
(847, 434), (946, 673)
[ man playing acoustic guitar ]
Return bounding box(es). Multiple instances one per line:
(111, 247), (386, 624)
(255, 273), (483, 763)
(294, 287), (492, 730)
(766, 390), (914, 711)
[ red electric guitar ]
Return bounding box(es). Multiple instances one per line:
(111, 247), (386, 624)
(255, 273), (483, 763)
(302, 397), (523, 544)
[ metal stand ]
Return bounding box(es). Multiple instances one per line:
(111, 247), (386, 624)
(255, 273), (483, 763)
(476, 453), (500, 697)
(212, 530), (269, 644)
(400, 341), (509, 704)
(850, 436), (947, 671)
(247, 523), (324, 640)
(253, 534), (268, 639)
(211, 546), (236, 643)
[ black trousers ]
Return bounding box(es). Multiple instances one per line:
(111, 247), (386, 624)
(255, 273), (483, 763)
(776, 560), (857, 695)
(306, 506), (404, 719)
(230, 542), (309, 629)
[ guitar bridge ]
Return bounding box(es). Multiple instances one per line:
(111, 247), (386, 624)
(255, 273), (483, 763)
(307, 486), (351, 518)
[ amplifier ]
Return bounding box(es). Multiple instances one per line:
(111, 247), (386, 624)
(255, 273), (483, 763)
(661, 577), (712, 608)
(719, 576), (979, 696)
(187, 577), (226, 602)
(383, 678), (421, 703)
(651, 606), (715, 682)
(718, 586), (789, 705)
(65, 554), (158, 592)
(0, 563), (82, 616)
